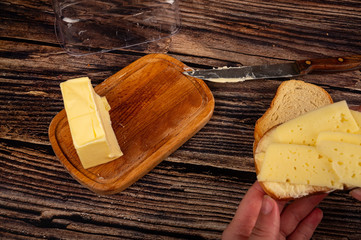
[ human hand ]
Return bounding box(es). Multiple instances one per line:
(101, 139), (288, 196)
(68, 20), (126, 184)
(222, 181), (326, 240)
(350, 188), (361, 201)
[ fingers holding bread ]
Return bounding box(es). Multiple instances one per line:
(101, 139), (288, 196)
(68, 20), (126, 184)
(254, 80), (361, 200)
(274, 193), (327, 240)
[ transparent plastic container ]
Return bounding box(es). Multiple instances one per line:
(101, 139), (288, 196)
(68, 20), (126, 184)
(52, 0), (181, 56)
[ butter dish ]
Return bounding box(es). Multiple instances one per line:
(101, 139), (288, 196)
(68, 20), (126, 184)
(49, 54), (214, 195)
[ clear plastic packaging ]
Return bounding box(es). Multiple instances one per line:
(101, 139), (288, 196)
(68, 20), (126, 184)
(52, 0), (180, 56)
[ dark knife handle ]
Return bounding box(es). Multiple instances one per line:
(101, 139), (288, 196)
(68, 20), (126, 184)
(296, 55), (361, 75)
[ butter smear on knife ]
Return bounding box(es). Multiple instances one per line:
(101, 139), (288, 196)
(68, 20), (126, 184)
(185, 66), (257, 83)
(207, 66), (257, 83)
(60, 77), (123, 169)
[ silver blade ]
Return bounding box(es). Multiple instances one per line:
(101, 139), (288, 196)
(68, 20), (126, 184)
(184, 62), (302, 83)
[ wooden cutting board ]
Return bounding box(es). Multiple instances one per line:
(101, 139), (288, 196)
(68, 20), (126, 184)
(48, 54), (215, 195)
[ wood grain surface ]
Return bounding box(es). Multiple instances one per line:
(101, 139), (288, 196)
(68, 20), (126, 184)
(1, 0), (361, 239)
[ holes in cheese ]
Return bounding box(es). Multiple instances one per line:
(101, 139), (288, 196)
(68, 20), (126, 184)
(273, 101), (359, 145)
(317, 140), (361, 187)
(257, 143), (343, 189)
(257, 101), (361, 190)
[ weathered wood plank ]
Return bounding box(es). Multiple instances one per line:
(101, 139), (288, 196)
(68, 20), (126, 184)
(1, 0), (361, 239)
(1, 137), (361, 239)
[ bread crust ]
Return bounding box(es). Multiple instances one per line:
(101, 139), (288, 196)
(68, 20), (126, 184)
(254, 80), (333, 149)
(254, 80), (334, 200)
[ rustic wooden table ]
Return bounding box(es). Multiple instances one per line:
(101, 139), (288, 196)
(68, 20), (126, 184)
(1, 0), (361, 239)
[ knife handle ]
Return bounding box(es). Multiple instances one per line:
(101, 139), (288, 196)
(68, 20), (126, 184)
(296, 55), (361, 75)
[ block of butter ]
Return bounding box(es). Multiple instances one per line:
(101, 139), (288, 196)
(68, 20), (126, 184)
(60, 77), (123, 169)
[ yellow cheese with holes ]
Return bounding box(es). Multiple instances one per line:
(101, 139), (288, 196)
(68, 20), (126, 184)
(316, 141), (361, 187)
(351, 110), (361, 134)
(60, 77), (123, 169)
(273, 101), (359, 145)
(317, 131), (361, 145)
(257, 143), (343, 189)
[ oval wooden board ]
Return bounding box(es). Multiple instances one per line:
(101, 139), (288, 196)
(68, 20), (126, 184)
(48, 54), (215, 195)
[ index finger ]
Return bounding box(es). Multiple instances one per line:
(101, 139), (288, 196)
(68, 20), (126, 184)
(279, 193), (327, 237)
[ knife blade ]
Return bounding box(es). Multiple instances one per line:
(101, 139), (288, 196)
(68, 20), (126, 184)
(184, 55), (361, 83)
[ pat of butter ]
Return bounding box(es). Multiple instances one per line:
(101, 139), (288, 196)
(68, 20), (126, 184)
(317, 140), (361, 187)
(274, 101), (359, 145)
(257, 143), (343, 189)
(60, 77), (123, 169)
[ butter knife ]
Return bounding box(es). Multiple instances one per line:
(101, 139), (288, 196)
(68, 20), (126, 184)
(184, 55), (361, 82)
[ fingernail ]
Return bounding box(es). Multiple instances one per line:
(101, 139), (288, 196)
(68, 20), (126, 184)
(261, 195), (274, 215)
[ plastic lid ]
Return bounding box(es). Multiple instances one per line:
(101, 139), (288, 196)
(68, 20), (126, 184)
(52, 0), (181, 56)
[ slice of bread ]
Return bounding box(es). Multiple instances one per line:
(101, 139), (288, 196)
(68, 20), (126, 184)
(254, 80), (334, 200)
(254, 80), (333, 148)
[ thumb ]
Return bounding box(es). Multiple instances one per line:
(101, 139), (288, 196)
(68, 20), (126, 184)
(249, 195), (280, 240)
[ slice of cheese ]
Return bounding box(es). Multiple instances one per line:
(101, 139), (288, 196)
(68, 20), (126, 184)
(317, 131), (361, 145)
(316, 141), (361, 187)
(273, 101), (359, 146)
(351, 110), (361, 134)
(60, 77), (123, 169)
(257, 143), (343, 189)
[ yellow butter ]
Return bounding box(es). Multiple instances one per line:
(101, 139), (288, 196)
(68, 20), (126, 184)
(60, 77), (123, 169)
(258, 143), (343, 189)
(273, 101), (359, 146)
(317, 141), (361, 187)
